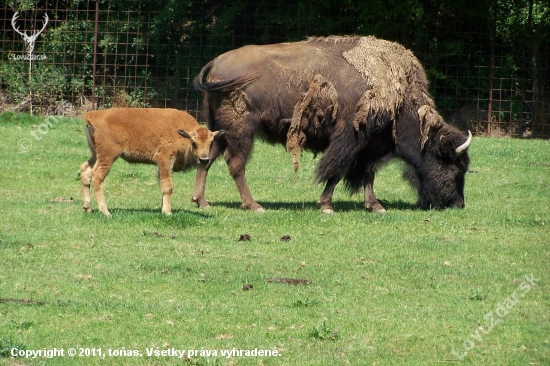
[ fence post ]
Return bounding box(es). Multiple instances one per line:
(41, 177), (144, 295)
(487, 0), (497, 136)
(91, 0), (99, 110)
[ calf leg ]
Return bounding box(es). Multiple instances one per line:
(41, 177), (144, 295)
(364, 172), (386, 213)
(80, 156), (96, 213)
(318, 177), (339, 214)
(158, 162), (174, 215)
(91, 155), (116, 217)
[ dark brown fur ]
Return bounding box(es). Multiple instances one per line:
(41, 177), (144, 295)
(193, 36), (471, 212)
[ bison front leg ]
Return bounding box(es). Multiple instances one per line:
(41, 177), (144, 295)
(364, 172), (386, 213)
(191, 138), (223, 208)
(318, 177), (339, 214)
(191, 167), (210, 208)
(158, 163), (174, 215)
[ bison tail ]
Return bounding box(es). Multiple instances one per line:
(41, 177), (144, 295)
(193, 60), (215, 93)
(194, 60), (260, 94)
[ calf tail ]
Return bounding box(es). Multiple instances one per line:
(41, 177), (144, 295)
(193, 60), (260, 94)
(83, 112), (97, 158)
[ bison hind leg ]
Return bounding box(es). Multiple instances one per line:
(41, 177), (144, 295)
(224, 138), (265, 213)
(363, 172), (386, 213)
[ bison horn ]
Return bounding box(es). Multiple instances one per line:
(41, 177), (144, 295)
(455, 130), (472, 156)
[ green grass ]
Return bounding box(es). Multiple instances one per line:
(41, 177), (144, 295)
(0, 111), (549, 365)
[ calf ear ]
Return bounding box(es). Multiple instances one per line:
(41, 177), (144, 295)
(178, 129), (191, 139)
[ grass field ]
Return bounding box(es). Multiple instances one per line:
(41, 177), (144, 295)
(0, 112), (549, 365)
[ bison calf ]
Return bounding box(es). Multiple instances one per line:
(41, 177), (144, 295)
(80, 108), (223, 216)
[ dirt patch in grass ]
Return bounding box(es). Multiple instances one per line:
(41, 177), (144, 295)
(50, 197), (74, 203)
(266, 278), (309, 285)
(0, 298), (45, 306)
(238, 234), (251, 242)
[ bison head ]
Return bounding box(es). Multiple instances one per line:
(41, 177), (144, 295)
(178, 128), (225, 167)
(405, 126), (471, 209)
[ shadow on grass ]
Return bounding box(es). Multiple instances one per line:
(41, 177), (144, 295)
(0, 234), (34, 249)
(83, 207), (213, 227)
(211, 199), (419, 212)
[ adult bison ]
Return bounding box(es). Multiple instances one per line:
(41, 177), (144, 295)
(193, 36), (472, 213)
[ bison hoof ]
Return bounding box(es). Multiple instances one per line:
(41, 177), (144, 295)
(241, 203), (265, 212)
(366, 203), (386, 213)
(192, 196), (210, 208)
(321, 208), (334, 214)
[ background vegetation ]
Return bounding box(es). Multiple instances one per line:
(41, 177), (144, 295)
(0, 112), (548, 365)
(1, 0), (549, 135)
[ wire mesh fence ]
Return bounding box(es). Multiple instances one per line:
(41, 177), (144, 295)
(1, 0), (548, 137)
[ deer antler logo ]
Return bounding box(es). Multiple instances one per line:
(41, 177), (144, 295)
(11, 11), (48, 59)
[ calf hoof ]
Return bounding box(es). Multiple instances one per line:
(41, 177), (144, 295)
(83, 206), (92, 213)
(98, 209), (111, 217)
(162, 210), (172, 216)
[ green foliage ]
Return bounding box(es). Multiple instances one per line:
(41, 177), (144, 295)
(293, 297), (319, 307)
(0, 337), (25, 358)
(2, 0), (548, 131)
(308, 322), (341, 341)
(462, 288), (489, 301)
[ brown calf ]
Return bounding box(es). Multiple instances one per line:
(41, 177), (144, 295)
(80, 108), (223, 216)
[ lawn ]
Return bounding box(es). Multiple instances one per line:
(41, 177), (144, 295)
(0, 112), (548, 365)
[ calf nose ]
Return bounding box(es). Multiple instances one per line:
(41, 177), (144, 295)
(198, 157), (210, 165)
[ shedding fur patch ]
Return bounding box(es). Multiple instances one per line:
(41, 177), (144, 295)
(218, 88), (251, 135)
(418, 105), (444, 150)
(286, 74), (339, 173)
(343, 36), (420, 132)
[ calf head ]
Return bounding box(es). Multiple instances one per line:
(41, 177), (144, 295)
(178, 127), (225, 166)
(406, 125), (471, 210)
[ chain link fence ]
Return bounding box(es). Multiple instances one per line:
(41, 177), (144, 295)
(1, 1), (548, 137)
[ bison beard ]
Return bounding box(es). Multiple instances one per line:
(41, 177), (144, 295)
(193, 36), (471, 213)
